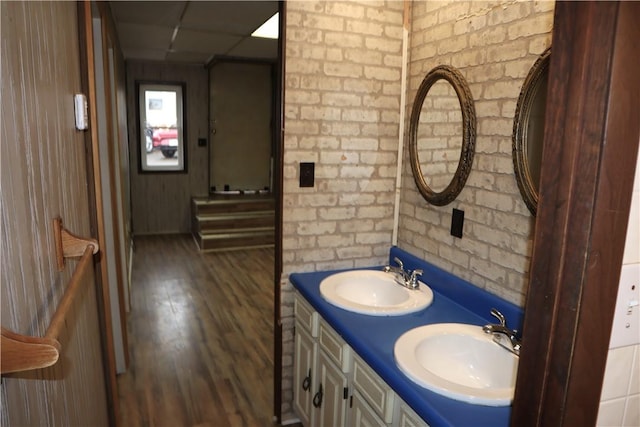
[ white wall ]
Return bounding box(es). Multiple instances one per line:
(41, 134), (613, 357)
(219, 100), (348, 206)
(597, 147), (640, 427)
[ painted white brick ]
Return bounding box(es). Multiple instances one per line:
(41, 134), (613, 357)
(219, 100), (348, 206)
(288, 208), (318, 222)
(506, 14), (554, 40)
(325, 32), (364, 48)
(324, 62), (363, 78)
(358, 205), (394, 219)
(318, 179), (358, 192)
(343, 78), (383, 94)
(487, 2), (532, 25)
(287, 58), (322, 74)
(299, 136), (340, 150)
(296, 221), (337, 236)
(471, 222), (512, 249)
(341, 137), (379, 151)
(366, 7), (403, 24)
(338, 219), (375, 233)
(470, 257), (507, 283)
(322, 92), (362, 107)
(342, 108), (380, 122)
(336, 246), (374, 259)
(298, 248), (337, 263)
(299, 193), (338, 207)
(340, 165), (376, 178)
(439, 245), (470, 268)
(469, 26), (506, 47)
(303, 13), (345, 31)
(365, 36), (402, 53)
(359, 178), (395, 192)
(362, 123), (398, 137)
(347, 19), (385, 36)
(321, 122), (361, 136)
(489, 247), (528, 274)
(356, 232), (393, 245)
(318, 207), (357, 220)
(344, 48), (383, 65)
(325, 2), (365, 18)
(476, 189), (514, 211)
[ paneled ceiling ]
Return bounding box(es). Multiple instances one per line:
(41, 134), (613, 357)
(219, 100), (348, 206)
(109, 1), (279, 65)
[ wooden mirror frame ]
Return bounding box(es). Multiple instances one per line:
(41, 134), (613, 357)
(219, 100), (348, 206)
(408, 65), (476, 206)
(512, 48), (551, 216)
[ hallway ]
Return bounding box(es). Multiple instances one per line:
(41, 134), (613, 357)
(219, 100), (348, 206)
(117, 235), (275, 426)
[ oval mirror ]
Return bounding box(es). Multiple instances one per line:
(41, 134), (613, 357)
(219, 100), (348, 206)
(409, 65), (476, 206)
(512, 48), (550, 216)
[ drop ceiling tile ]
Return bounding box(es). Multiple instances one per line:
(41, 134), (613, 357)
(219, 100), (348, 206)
(172, 29), (241, 54)
(121, 48), (168, 62)
(180, 1), (277, 35)
(117, 22), (174, 50)
(110, 1), (186, 27)
(228, 37), (278, 60)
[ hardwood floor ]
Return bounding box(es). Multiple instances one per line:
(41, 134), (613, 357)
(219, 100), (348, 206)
(117, 234), (275, 426)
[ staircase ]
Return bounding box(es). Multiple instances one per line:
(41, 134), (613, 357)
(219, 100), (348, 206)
(191, 196), (275, 251)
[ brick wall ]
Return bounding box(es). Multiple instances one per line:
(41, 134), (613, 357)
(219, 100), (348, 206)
(398, 0), (554, 306)
(281, 1), (404, 420)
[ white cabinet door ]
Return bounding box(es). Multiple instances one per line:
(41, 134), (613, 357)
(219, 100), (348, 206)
(314, 349), (349, 427)
(397, 401), (431, 427)
(294, 322), (317, 427)
(351, 390), (388, 427)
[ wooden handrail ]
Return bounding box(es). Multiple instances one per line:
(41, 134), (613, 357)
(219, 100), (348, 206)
(0, 220), (99, 374)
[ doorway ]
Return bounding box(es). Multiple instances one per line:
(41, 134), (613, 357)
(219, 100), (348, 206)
(209, 60), (275, 194)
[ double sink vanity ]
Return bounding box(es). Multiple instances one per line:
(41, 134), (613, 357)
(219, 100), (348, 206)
(291, 247), (523, 427)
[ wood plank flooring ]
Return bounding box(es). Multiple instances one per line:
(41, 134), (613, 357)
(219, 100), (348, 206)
(117, 235), (275, 426)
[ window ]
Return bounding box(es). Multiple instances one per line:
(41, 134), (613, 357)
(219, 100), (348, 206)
(137, 82), (186, 172)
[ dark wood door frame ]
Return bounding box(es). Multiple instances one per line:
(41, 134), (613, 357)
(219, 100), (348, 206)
(511, 2), (639, 426)
(76, 1), (119, 424)
(273, 1), (285, 423)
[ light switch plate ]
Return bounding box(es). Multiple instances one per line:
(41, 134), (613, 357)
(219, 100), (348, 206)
(300, 162), (315, 188)
(74, 93), (88, 130)
(609, 263), (640, 349)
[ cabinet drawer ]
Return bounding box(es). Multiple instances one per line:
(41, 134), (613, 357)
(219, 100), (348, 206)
(353, 354), (395, 423)
(295, 292), (318, 337)
(319, 320), (352, 373)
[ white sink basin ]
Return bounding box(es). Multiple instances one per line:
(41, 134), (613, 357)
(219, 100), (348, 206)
(394, 323), (518, 406)
(319, 270), (433, 316)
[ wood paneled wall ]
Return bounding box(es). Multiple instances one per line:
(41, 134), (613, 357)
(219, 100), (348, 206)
(126, 61), (209, 235)
(0, 2), (108, 425)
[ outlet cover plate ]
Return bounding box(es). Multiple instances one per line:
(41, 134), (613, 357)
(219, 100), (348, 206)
(609, 263), (640, 349)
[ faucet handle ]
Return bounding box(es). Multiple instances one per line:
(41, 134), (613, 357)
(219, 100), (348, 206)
(408, 269), (423, 289)
(490, 308), (506, 327)
(393, 257), (404, 270)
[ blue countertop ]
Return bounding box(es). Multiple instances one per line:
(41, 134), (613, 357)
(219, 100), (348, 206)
(289, 247), (523, 427)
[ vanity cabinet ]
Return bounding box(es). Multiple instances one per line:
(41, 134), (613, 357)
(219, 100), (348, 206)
(294, 293), (352, 427)
(294, 294), (318, 427)
(294, 292), (430, 427)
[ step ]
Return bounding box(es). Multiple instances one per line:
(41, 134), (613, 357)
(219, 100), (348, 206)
(195, 211), (275, 232)
(197, 228), (275, 251)
(192, 197), (275, 215)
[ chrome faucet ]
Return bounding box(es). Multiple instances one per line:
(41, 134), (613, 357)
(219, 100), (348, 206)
(383, 257), (423, 290)
(482, 308), (522, 356)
